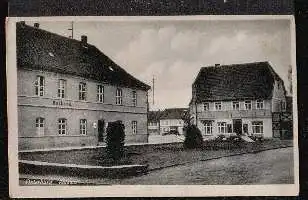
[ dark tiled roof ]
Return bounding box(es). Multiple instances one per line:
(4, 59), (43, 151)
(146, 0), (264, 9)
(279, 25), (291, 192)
(192, 62), (284, 102)
(16, 22), (150, 91)
(148, 111), (163, 122)
(160, 108), (189, 120)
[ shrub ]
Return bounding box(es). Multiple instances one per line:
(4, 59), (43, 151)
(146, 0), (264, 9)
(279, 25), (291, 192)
(106, 120), (125, 161)
(183, 124), (203, 149)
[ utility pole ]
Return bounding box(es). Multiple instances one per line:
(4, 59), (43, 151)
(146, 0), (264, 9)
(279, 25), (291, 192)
(68, 21), (74, 39)
(152, 75), (155, 106)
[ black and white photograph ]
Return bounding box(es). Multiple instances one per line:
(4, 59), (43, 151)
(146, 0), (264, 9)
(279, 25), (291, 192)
(7, 16), (298, 197)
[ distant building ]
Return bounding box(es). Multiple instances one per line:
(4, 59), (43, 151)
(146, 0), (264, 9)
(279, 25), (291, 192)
(189, 62), (288, 139)
(159, 108), (189, 135)
(17, 22), (151, 150)
(148, 110), (162, 135)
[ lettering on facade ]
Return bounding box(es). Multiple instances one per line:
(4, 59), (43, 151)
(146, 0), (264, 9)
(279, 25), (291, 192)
(52, 100), (72, 107)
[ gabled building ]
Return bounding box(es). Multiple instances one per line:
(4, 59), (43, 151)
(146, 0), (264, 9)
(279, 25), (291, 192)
(189, 62), (288, 138)
(148, 110), (162, 135)
(17, 22), (151, 150)
(159, 108), (189, 135)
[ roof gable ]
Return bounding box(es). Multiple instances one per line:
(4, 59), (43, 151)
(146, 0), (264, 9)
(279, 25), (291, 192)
(16, 22), (150, 91)
(193, 62), (281, 102)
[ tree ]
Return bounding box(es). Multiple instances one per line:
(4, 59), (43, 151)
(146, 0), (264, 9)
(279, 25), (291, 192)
(183, 124), (203, 149)
(106, 120), (125, 161)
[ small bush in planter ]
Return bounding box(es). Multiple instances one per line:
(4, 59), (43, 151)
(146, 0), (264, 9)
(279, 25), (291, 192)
(106, 120), (125, 161)
(183, 124), (203, 149)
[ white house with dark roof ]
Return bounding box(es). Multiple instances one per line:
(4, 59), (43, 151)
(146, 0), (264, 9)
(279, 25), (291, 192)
(16, 22), (151, 150)
(159, 108), (189, 135)
(189, 62), (287, 139)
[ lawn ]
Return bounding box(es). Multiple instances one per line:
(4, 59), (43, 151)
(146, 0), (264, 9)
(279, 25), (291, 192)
(19, 139), (293, 171)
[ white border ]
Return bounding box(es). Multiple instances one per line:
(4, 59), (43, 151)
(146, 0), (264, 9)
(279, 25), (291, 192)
(7, 15), (299, 197)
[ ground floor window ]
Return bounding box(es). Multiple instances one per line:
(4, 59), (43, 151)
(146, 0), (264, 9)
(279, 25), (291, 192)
(35, 117), (45, 136)
(58, 118), (67, 135)
(218, 122), (227, 134)
(80, 119), (87, 135)
(203, 121), (213, 135)
(252, 121), (263, 134)
(132, 121), (137, 134)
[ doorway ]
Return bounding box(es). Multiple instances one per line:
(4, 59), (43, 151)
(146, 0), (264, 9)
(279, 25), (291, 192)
(98, 119), (105, 142)
(233, 119), (242, 135)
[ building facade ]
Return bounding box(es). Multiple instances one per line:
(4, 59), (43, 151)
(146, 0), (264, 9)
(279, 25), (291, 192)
(159, 108), (188, 135)
(17, 22), (150, 150)
(189, 62), (287, 139)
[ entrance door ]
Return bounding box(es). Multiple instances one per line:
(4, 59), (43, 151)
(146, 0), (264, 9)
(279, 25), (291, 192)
(233, 119), (242, 135)
(98, 119), (105, 142)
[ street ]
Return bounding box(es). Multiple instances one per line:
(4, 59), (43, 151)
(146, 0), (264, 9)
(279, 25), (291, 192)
(116, 147), (294, 185)
(20, 147), (294, 185)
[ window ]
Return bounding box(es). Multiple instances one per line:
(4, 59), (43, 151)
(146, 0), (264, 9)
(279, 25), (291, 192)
(97, 85), (104, 102)
(232, 101), (240, 110)
(243, 124), (248, 134)
(58, 79), (66, 98)
(244, 101), (252, 110)
(218, 122), (227, 134)
(80, 119), (87, 135)
(203, 121), (213, 135)
(79, 82), (87, 100)
(252, 121), (263, 134)
(256, 100), (264, 109)
(35, 117), (45, 136)
(132, 91), (137, 106)
(116, 88), (123, 105)
(35, 76), (45, 96)
(132, 121), (137, 134)
(203, 102), (210, 111)
(58, 118), (67, 135)
(281, 101), (286, 111)
(215, 102), (222, 110)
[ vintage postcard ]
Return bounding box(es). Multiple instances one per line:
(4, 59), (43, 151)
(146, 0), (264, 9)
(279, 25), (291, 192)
(7, 15), (298, 197)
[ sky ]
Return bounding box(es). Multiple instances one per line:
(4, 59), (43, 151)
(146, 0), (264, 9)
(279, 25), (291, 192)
(25, 18), (293, 110)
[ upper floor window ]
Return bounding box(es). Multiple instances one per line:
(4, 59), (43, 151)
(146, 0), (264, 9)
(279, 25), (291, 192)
(58, 118), (67, 135)
(244, 100), (252, 110)
(256, 100), (264, 109)
(116, 88), (123, 105)
(79, 82), (87, 101)
(218, 122), (227, 134)
(132, 121), (137, 134)
(132, 90), (137, 107)
(215, 102), (222, 111)
(58, 79), (66, 99)
(252, 121), (263, 134)
(97, 85), (104, 103)
(35, 76), (45, 96)
(281, 101), (286, 111)
(203, 102), (210, 111)
(80, 119), (87, 135)
(232, 101), (240, 110)
(35, 117), (45, 136)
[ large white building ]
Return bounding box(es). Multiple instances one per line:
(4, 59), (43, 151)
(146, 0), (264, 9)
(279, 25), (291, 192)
(17, 22), (151, 150)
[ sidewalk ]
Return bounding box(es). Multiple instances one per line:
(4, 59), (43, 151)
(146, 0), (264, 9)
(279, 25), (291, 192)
(20, 135), (184, 153)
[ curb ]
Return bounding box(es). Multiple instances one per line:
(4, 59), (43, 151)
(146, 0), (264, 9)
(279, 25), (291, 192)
(19, 160), (148, 179)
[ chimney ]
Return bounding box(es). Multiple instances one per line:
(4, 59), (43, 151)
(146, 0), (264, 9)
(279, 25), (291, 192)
(34, 23), (40, 28)
(215, 64), (220, 67)
(81, 35), (87, 44)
